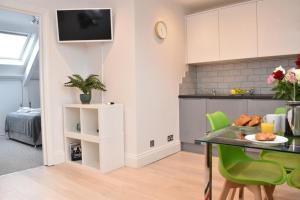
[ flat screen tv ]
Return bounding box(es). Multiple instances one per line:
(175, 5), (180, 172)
(56, 8), (113, 43)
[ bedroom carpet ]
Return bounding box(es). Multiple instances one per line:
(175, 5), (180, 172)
(0, 135), (43, 176)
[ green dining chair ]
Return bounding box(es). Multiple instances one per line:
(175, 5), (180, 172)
(207, 111), (287, 200)
(274, 107), (286, 115)
(260, 107), (300, 172)
(287, 168), (300, 189)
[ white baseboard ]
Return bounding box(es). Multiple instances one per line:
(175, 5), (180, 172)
(125, 140), (181, 168)
(47, 151), (65, 166)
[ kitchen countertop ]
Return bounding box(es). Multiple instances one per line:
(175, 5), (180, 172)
(178, 94), (279, 100)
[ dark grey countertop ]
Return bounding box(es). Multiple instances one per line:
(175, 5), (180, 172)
(178, 94), (279, 100)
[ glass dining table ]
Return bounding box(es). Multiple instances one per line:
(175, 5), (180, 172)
(195, 126), (300, 200)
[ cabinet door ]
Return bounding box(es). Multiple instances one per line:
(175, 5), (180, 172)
(206, 99), (248, 130)
(219, 2), (258, 60)
(179, 99), (206, 143)
(257, 0), (300, 57)
(186, 10), (219, 63)
(247, 100), (286, 116)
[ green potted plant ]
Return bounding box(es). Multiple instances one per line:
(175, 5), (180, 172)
(64, 74), (106, 104)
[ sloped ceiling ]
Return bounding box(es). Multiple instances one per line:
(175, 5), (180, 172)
(0, 9), (39, 79)
(0, 9), (38, 34)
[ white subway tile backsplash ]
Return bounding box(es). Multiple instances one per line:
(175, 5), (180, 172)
(223, 64), (235, 70)
(260, 75), (268, 82)
(289, 59), (297, 68)
(274, 59), (289, 67)
(179, 56), (297, 95)
(179, 88), (196, 95)
(205, 83), (219, 88)
(248, 75), (260, 81)
(253, 68), (267, 75)
(260, 87), (274, 95)
(241, 68), (254, 75)
(240, 82), (255, 88)
(247, 61), (261, 68)
(234, 63), (247, 69)
(218, 83), (230, 89)
(180, 82), (196, 89)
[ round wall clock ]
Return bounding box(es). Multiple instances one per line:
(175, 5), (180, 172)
(155, 21), (167, 39)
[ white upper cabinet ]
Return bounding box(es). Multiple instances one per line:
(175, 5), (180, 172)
(219, 2), (258, 60)
(186, 10), (219, 63)
(186, 0), (300, 64)
(257, 0), (300, 57)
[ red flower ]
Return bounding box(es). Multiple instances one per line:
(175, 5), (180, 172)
(272, 70), (285, 80)
(296, 59), (300, 68)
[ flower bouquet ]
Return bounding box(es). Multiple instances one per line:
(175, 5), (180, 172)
(267, 66), (300, 101)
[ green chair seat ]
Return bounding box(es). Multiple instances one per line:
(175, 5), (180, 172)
(225, 159), (286, 185)
(207, 111), (286, 187)
(260, 151), (300, 171)
(287, 168), (300, 189)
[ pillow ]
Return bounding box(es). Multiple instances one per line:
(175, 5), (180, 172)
(30, 108), (41, 112)
(17, 107), (31, 113)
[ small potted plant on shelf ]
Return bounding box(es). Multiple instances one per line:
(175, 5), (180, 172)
(64, 74), (106, 104)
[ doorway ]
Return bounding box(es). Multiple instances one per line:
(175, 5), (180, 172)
(0, 9), (44, 175)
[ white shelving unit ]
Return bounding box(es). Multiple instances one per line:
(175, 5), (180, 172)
(63, 104), (124, 173)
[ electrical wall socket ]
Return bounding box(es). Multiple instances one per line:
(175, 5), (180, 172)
(150, 140), (155, 147)
(167, 134), (174, 142)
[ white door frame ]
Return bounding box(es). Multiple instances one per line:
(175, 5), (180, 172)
(0, 3), (53, 165)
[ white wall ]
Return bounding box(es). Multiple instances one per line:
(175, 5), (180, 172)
(0, 0), (137, 165)
(131, 0), (187, 167)
(0, 0), (187, 167)
(101, 0), (138, 156)
(23, 80), (40, 108)
(0, 80), (23, 134)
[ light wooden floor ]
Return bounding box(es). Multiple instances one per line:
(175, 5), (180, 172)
(0, 151), (299, 200)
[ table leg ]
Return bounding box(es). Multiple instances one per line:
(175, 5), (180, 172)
(204, 143), (212, 200)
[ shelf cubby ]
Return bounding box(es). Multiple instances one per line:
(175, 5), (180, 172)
(65, 137), (82, 165)
(64, 107), (81, 134)
(82, 141), (100, 169)
(63, 104), (124, 173)
(81, 108), (99, 136)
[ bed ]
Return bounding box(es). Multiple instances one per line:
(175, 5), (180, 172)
(5, 108), (42, 146)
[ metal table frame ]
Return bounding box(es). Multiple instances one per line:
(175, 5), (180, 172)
(196, 126), (300, 200)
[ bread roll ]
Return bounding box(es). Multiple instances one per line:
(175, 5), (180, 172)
(255, 132), (276, 141)
(248, 115), (262, 127)
(234, 114), (252, 126)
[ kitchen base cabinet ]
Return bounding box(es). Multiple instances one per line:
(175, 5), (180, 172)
(179, 98), (287, 145)
(247, 100), (286, 116)
(206, 99), (248, 130)
(179, 99), (206, 143)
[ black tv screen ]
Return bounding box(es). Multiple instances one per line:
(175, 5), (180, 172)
(56, 9), (113, 42)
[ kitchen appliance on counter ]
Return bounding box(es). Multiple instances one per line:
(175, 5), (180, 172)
(285, 101), (300, 136)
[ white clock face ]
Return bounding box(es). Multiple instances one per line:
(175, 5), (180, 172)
(155, 21), (167, 39)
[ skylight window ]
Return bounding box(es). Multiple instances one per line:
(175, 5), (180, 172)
(0, 32), (28, 60)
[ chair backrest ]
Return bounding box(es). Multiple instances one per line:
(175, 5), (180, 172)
(206, 111), (230, 131)
(206, 111), (250, 172)
(274, 107), (286, 114)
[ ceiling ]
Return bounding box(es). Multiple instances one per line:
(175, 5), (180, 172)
(0, 9), (39, 80)
(176, 0), (250, 13)
(0, 9), (38, 34)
